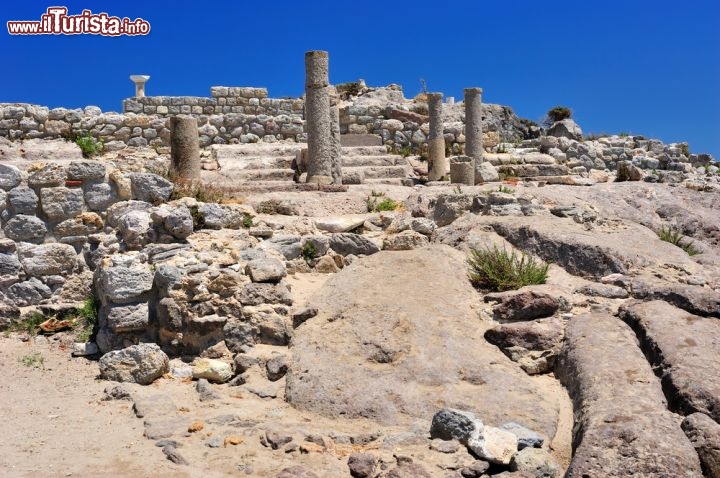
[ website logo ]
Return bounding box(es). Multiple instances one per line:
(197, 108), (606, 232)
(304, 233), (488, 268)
(7, 7), (151, 36)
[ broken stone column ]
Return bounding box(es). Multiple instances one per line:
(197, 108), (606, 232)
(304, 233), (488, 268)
(305, 50), (338, 185)
(427, 92), (447, 181)
(330, 104), (343, 184)
(130, 75), (150, 98)
(465, 87), (484, 184)
(169, 115), (200, 181)
(450, 156), (474, 185)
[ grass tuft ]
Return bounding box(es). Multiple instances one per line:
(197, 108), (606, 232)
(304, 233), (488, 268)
(658, 226), (700, 256)
(467, 246), (550, 292)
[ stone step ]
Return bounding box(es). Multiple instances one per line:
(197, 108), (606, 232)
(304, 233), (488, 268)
(341, 146), (389, 156)
(219, 155), (296, 170)
(362, 178), (407, 186)
(221, 181), (300, 193)
(211, 143), (303, 158)
(341, 155), (400, 167)
(343, 165), (408, 179)
(205, 168), (295, 182)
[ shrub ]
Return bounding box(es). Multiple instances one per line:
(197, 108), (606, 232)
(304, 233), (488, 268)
(498, 185), (515, 194)
(546, 106), (573, 123)
(467, 246), (550, 292)
(375, 198), (399, 212)
(242, 213), (253, 229)
(657, 226), (700, 256)
(301, 241), (318, 262)
(75, 134), (104, 158)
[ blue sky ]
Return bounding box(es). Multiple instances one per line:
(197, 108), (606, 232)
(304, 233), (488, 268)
(3, 0), (719, 158)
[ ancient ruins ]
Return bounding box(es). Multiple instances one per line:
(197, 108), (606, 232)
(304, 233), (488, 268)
(0, 50), (719, 477)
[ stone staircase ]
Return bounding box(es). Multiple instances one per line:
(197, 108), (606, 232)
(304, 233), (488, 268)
(201, 142), (412, 193)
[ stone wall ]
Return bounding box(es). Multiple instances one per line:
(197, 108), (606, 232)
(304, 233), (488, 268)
(0, 85), (537, 153)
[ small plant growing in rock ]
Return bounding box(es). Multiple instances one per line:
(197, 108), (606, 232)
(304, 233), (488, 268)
(657, 226), (700, 256)
(375, 198), (399, 212)
(242, 213), (253, 228)
(498, 185), (515, 194)
(72, 296), (100, 343)
(467, 246), (549, 292)
(19, 353), (45, 369)
(301, 241), (318, 263)
(75, 133), (104, 158)
(453, 185), (463, 194)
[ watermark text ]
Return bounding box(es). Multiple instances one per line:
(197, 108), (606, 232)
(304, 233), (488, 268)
(7, 7), (150, 36)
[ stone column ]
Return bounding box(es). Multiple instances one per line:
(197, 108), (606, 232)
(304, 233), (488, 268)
(305, 51), (334, 185)
(169, 115), (200, 181)
(465, 87), (484, 184)
(450, 156), (474, 185)
(130, 75), (150, 98)
(329, 104), (343, 184)
(427, 92), (447, 181)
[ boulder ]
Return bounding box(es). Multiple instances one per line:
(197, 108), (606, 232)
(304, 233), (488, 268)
(492, 291), (559, 322)
(286, 246), (560, 439)
(476, 161), (500, 183)
(328, 233), (380, 256)
(236, 282), (292, 306)
(6, 278), (52, 306)
(347, 452), (378, 478)
(546, 119), (582, 141)
(315, 215), (368, 233)
(128, 172), (173, 204)
(245, 257), (287, 283)
(117, 210), (152, 250)
(99, 343), (169, 385)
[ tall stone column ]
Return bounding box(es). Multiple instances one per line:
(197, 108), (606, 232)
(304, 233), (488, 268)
(427, 92), (447, 181)
(169, 115), (200, 181)
(465, 87), (484, 184)
(305, 51), (335, 185)
(329, 104), (343, 184)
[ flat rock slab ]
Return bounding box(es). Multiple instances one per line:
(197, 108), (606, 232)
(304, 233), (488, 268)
(488, 216), (702, 280)
(286, 245), (560, 439)
(620, 300), (720, 422)
(556, 313), (702, 477)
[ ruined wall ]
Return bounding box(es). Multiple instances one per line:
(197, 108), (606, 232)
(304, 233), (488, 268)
(0, 85), (535, 153)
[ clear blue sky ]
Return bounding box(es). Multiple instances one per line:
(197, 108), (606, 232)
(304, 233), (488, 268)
(3, 0), (719, 158)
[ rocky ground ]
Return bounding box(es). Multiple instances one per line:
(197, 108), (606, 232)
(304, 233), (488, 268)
(1, 138), (720, 477)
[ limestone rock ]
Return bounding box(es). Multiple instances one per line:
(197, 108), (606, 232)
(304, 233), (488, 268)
(286, 246), (559, 438)
(7, 186), (38, 215)
(17, 242), (77, 277)
(105, 302), (149, 332)
(245, 257), (287, 283)
(6, 278), (52, 306)
(383, 230), (429, 251)
(492, 291), (559, 322)
(4, 214), (46, 243)
(681, 413), (720, 478)
(510, 448), (561, 478)
(0, 164), (22, 190)
(315, 215), (368, 233)
(546, 119), (583, 141)
(95, 258), (154, 304)
(485, 317), (564, 375)
(468, 425), (518, 465)
(476, 161), (500, 183)
(99, 343), (169, 385)
(40, 187), (85, 222)
(328, 233), (380, 256)
(66, 161), (106, 181)
(84, 182), (117, 211)
(128, 172), (173, 204)
(28, 163), (66, 188)
(556, 313), (702, 476)
(192, 358), (233, 383)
